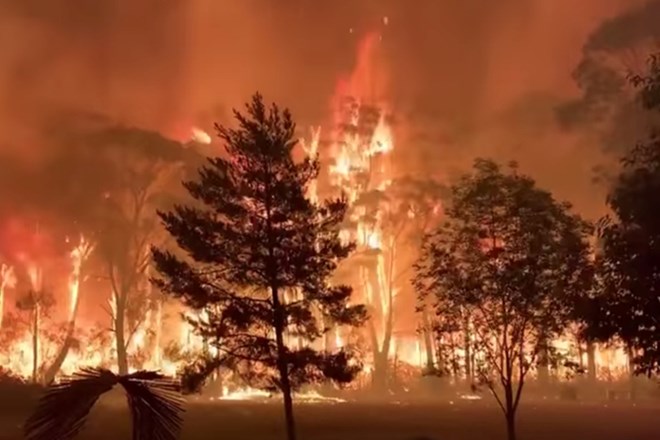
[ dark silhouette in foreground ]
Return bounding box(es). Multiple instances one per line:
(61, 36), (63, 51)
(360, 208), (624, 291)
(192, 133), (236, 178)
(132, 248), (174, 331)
(153, 93), (366, 440)
(23, 368), (184, 440)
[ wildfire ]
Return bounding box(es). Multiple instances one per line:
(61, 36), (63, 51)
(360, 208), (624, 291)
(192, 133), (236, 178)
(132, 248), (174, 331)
(191, 127), (212, 144)
(217, 387), (346, 404)
(67, 236), (94, 323)
(0, 264), (16, 328)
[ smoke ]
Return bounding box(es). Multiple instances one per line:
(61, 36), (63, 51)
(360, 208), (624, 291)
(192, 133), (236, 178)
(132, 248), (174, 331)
(585, 0), (660, 53)
(0, 0), (654, 219)
(558, 0), (660, 144)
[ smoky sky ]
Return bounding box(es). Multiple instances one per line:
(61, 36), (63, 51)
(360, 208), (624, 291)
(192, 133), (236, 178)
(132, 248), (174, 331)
(0, 0), (654, 217)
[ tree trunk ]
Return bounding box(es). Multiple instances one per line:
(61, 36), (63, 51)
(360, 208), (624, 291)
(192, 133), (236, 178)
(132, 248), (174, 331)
(537, 345), (549, 384)
(43, 328), (75, 384)
(504, 382), (517, 440)
(43, 288), (84, 383)
(463, 321), (472, 382)
(505, 411), (517, 440)
(0, 287), (4, 328)
(586, 341), (596, 382)
(371, 351), (389, 391)
(421, 306), (435, 372)
(536, 332), (550, 384)
(273, 288), (297, 440)
(32, 304), (40, 383)
(115, 305), (129, 375)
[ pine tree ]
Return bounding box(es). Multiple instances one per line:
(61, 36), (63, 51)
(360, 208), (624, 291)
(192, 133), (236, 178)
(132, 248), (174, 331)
(152, 94), (365, 440)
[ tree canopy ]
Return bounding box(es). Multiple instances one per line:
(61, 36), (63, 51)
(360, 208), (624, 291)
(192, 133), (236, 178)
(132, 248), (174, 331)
(588, 54), (660, 375)
(415, 159), (593, 440)
(152, 93), (365, 440)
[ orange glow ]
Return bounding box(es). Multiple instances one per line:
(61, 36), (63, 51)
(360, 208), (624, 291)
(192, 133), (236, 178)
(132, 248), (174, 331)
(191, 127), (212, 144)
(0, 264), (16, 328)
(67, 236), (94, 323)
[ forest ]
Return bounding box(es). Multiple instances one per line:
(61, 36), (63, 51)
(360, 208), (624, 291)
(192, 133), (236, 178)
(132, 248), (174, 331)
(2, 2), (660, 440)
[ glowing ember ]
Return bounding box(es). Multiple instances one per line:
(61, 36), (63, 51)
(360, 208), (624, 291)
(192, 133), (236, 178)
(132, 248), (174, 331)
(217, 387), (346, 404)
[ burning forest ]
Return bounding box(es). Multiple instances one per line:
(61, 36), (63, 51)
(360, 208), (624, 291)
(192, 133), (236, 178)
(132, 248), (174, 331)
(0, 25), (633, 395)
(3, 2), (660, 440)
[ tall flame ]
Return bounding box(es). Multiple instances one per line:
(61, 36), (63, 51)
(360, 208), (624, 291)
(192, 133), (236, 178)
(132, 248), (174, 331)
(0, 264), (16, 328)
(67, 235), (94, 323)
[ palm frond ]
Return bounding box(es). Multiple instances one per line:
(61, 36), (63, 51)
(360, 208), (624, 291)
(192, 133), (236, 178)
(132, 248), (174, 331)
(24, 368), (119, 440)
(119, 370), (185, 440)
(24, 368), (185, 440)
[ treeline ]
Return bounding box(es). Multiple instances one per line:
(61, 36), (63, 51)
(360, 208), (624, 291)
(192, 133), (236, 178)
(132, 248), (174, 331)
(23, 58), (660, 440)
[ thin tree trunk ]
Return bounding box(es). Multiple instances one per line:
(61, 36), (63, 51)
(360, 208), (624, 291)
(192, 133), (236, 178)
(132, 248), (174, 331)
(537, 346), (549, 384)
(0, 286), (4, 329)
(43, 328), (75, 384)
(504, 381), (517, 440)
(273, 287), (296, 440)
(32, 304), (40, 383)
(43, 287), (84, 383)
(115, 304), (129, 375)
(586, 340), (597, 382)
(421, 306), (435, 372)
(463, 317), (472, 382)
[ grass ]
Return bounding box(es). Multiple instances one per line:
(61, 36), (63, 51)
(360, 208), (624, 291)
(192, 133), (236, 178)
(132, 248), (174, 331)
(3, 393), (660, 440)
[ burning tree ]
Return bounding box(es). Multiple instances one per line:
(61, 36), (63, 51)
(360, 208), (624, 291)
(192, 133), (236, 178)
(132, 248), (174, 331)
(153, 94), (366, 440)
(415, 159), (592, 440)
(328, 97), (399, 390)
(42, 236), (94, 384)
(88, 127), (187, 375)
(0, 264), (16, 328)
(15, 286), (55, 384)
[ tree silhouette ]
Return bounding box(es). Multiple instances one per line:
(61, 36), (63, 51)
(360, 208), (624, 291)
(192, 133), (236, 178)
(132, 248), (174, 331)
(24, 368), (183, 440)
(152, 93), (366, 440)
(415, 159), (592, 440)
(587, 54), (660, 375)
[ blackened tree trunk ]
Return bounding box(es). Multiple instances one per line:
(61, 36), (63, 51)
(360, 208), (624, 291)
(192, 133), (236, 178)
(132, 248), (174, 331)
(32, 304), (40, 384)
(505, 410), (517, 440)
(115, 297), (129, 375)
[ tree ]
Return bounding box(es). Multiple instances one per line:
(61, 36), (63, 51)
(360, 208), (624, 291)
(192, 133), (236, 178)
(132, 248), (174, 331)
(349, 177), (445, 389)
(586, 54), (660, 376)
(91, 127), (186, 375)
(43, 236), (94, 384)
(16, 289), (55, 383)
(415, 159), (592, 440)
(152, 93), (366, 440)
(24, 368), (183, 440)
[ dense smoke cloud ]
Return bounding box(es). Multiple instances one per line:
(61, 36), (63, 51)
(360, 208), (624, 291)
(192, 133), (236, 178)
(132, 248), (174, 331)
(558, 0), (660, 145)
(585, 0), (660, 52)
(0, 0), (653, 218)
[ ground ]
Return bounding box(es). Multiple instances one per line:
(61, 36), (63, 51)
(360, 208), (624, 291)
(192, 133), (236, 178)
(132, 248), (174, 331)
(2, 397), (659, 440)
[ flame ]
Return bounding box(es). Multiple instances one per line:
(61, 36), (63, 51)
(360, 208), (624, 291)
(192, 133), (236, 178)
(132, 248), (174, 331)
(0, 264), (16, 328)
(191, 127), (212, 144)
(217, 387), (346, 404)
(67, 236), (94, 323)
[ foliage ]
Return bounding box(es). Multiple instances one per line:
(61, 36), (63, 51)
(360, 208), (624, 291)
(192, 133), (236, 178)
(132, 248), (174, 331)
(152, 94), (366, 440)
(588, 57), (660, 375)
(24, 368), (183, 440)
(415, 159), (593, 440)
